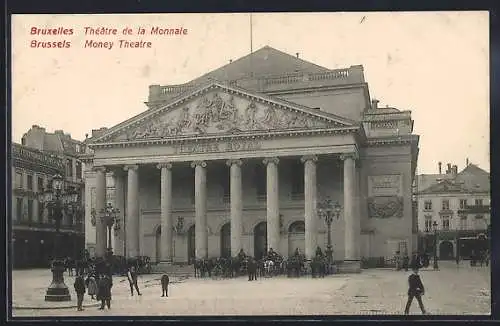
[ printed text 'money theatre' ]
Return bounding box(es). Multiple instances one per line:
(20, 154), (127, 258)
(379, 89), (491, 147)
(84, 40), (152, 49)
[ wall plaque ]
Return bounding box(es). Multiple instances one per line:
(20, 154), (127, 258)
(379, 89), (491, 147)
(368, 174), (402, 197)
(368, 196), (404, 218)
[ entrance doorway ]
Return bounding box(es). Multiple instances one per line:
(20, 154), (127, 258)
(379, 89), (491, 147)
(155, 226), (161, 263)
(254, 221), (267, 260)
(288, 221), (305, 256)
(187, 225), (195, 264)
(439, 240), (454, 260)
(220, 223), (231, 258)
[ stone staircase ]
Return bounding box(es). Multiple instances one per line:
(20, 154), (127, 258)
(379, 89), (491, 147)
(149, 263), (195, 279)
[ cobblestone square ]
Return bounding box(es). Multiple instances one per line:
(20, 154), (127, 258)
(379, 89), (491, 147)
(12, 261), (490, 317)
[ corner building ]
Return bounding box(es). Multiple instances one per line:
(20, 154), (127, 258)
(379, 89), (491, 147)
(83, 46), (419, 272)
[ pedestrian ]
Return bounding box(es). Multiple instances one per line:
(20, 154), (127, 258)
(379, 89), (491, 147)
(404, 267), (427, 315)
(127, 266), (142, 296)
(74, 274), (86, 311)
(86, 272), (98, 300)
(97, 274), (112, 310)
(161, 274), (169, 297)
(403, 254), (409, 272)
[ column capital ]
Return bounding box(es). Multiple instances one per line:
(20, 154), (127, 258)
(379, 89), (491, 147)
(93, 166), (107, 173)
(157, 162), (173, 170)
(340, 152), (359, 161)
(191, 160), (207, 168)
(263, 157), (279, 166)
(300, 155), (318, 164)
(123, 164), (139, 171)
(226, 159), (243, 167)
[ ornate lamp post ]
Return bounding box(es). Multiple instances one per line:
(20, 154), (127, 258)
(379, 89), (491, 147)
(172, 217), (184, 263)
(317, 198), (342, 265)
(40, 174), (75, 302)
(63, 186), (84, 260)
(433, 221), (439, 270)
(91, 203), (120, 259)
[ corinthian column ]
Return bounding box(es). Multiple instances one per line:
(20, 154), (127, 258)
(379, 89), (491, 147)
(157, 162), (173, 262)
(94, 166), (107, 258)
(341, 153), (360, 271)
(124, 165), (139, 258)
(191, 161), (208, 259)
(226, 159), (243, 256)
(263, 157), (280, 253)
(301, 155), (318, 260)
(112, 169), (125, 256)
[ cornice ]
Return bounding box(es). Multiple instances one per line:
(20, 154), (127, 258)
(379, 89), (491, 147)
(365, 135), (418, 147)
(90, 126), (359, 149)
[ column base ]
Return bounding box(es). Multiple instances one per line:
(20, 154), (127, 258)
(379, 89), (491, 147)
(336, 260), (361, 274)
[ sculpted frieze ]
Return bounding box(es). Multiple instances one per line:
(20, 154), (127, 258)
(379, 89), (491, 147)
(125, 92), (331, 140)
(367, 196), (404, 219)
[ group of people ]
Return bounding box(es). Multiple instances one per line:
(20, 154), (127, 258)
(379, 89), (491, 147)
(71, 265), (146, 311)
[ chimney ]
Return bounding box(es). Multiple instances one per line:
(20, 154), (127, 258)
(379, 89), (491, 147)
(229, 59), (233, 63)
(466, 158), (469, 166)
(453, 165), (458, 176)
(296, 52), (299, 58)
(371, 99), (379, 110)
(438, 162), (442, 174)
(447, 163), (452, 174)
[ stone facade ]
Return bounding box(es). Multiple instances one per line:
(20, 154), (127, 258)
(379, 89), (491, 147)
(82, 46), (420, 270)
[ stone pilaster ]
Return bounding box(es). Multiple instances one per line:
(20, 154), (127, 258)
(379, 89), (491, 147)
(301, 155), (318, 260)
(227, 159), (243, 256)
(263, 157), (280, 253)
(340, 153), (360, 273)
(191, 161), (208, 259)
(124, 165), (139, 258)
(94, 166), (107, 258)
(158, 162), (173, 262)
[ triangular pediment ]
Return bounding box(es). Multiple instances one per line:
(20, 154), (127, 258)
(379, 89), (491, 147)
(420, 179), (466, 194)
(92, 82), (356, 144)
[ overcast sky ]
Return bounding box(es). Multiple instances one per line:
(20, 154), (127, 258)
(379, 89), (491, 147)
(12, 12), (489, 174)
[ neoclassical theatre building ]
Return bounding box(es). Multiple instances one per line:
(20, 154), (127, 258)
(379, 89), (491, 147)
(83, 46), (419, 271)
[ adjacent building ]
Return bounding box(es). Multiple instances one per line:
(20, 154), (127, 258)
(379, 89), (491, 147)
(12, 126), (87, 268)
(416, 161), (490, 260)
(83, 46), (420, 271)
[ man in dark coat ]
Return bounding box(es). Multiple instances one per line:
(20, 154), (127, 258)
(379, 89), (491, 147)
(247, 257), (257, 281)
(127, 266), (142, 296)
(97, 274), (113, 310)
(404, 268), (427, 315)
(74, 274), (86, 311)
(161, 274), (170, 297)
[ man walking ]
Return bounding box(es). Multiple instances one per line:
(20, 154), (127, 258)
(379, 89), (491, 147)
(161, 274), (169, 297)
(97, 274), (112, 310)
(127, 266), (142, 296)
(404, 268), (427, 315)
(74, 274), (86, 311)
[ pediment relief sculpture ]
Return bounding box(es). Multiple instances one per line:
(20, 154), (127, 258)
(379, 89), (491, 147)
(120, 91), (338, 141)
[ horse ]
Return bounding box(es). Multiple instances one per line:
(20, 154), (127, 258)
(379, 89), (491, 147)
(263, 259), (275, 277)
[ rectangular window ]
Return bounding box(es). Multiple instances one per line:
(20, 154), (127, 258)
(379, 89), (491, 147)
(16, 172), (23, 189)
(38, 177), (44, 192)
(460, 216), (467, 230)
(106, 187), (115, 206)
(459, 199), (467, 209)
(27, 175), (33, 190)
(442, 199), (450, 211)
(67, 159), (73, 177)
(27, 199), (33, 222)
(290, 161), (304, 199)
(424, 216), (432, 232)
(16, 198), (23, 221)
(424, 200), (432, 210)
(442, 218), (450, 230)
(38, 201), (44, 223)
(255, 165), (266, 200)
(475, 199), (483, 206)
(76, 161), (82, 179)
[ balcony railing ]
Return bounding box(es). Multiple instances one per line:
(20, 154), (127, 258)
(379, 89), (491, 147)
(457, 205), (490, 215)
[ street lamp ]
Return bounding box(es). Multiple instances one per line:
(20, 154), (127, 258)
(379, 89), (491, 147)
(63, 186), (84, 260)
(91, 203), (120, 259)
(317, 198), (342, 266)
(432, 221), (439, 270)
(39, 174), (76, 302)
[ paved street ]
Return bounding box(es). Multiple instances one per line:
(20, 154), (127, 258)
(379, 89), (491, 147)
(12, 261), (490, 317)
